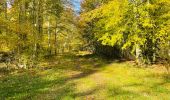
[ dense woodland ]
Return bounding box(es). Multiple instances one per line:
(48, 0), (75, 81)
(0, 0), (170, 99)
(0, 0), (82, 68)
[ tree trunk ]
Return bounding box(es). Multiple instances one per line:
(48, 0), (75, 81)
(54, 28), (57, 55)
(48, 16), (51, 55)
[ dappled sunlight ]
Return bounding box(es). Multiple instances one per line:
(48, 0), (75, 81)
(0, 55), (170, 99)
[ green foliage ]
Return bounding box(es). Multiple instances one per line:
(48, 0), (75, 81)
(81, 0), (170, 63)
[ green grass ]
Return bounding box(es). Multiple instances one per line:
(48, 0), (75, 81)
(0, 55), (170, 100)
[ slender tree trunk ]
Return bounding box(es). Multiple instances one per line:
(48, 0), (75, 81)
(134, 0), (142, 65)
(31, 0), (38, 67)
(18, 2), (22, 55)
(4, 0), (7, 19)
(48, 16), (51, 55)
(54, 27), (57, 55)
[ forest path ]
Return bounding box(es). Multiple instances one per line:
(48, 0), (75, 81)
(0, 55), (170, 100)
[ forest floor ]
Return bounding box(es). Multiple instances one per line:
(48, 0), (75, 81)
(0, 54), (170, 100)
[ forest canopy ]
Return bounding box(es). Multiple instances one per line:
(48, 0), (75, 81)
(80, 0), (170, 64)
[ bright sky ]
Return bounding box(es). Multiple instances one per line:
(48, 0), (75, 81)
(72, 0), (81, 13)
